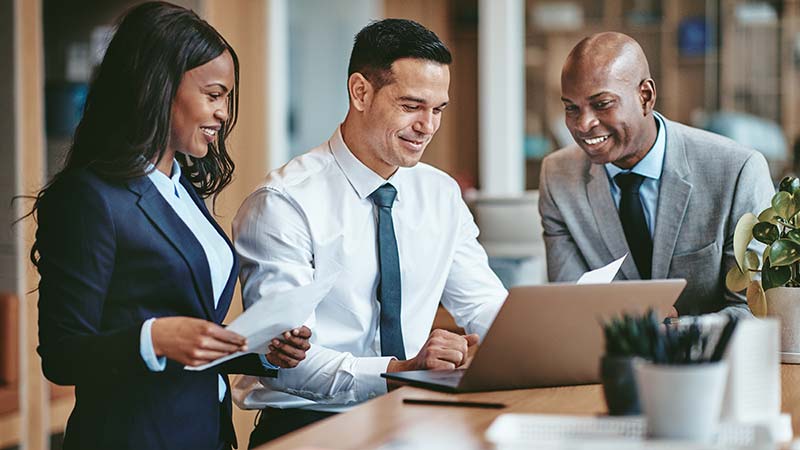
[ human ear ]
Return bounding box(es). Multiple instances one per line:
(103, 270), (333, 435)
(639, 78), (657, 115)
(348, 73), (373, 112)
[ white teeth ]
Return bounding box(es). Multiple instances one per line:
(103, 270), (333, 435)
(583, 135), (609, 145)
(201, 128), (217, 137)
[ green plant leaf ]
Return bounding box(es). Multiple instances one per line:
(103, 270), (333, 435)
(787, 229), (800, 245)
(794, 196), (800, 222)
(746, 280), (768, 317)
(753, 222), (780, 245)
(733, 213), (758, 271)
(768, 239), (800, 266)
(758, 207), (779, 224)
(780, 176), (800, 194)
(762, 255), (792, 289)
(743, 250), (760, 270)
(772, 191), (797, 220)
(725, 265), (749, 292)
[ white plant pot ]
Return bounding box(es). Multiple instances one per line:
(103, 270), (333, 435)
(765, 286), (800, 353)
(635, 361), (728, 442)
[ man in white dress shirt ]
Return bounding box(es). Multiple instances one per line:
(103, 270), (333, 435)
(232, 19), (507, 447)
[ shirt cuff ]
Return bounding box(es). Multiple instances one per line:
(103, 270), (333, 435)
(140, 318), (167, 372)
(218, 375), (227, 403)
(258, 353), (281, 371)
(351, 356), (393, 402)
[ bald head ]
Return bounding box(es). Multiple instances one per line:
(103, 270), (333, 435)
(559, 32), (658, 169)
(563, 32), (651, 89)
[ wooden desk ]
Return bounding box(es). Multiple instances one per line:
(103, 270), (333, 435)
(258, 365), (800, 450)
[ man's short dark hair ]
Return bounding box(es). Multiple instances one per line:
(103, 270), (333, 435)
(348, 18), (452, 91)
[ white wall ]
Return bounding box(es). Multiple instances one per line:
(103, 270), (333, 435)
(478, 0), (525, 195)
(287, 0), (380, 158)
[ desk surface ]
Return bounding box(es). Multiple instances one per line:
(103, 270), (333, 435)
(258, 364), (800, 450)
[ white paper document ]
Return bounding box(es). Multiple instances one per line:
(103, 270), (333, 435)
(186, 237), (343, 371)
(576, 254), (627, 284)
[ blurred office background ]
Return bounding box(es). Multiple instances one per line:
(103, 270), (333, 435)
(2, 0), (799, 448)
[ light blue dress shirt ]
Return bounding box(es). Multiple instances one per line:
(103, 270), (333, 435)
(138, 160), (234, 403)
(604, 112), (667, 237)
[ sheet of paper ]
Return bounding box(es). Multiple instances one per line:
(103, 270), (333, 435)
(186, 236), (343, 371)
(576, 254), (627, 284)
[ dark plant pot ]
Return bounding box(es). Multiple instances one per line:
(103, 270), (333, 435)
(600, 356), (641, 416)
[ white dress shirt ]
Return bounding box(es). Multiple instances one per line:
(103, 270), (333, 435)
(232, 127), (507, 412)
(138, 160), (234, 402)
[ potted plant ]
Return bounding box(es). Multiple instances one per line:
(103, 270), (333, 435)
(600, 310), (662, 416)
(726, 175), (800, 353)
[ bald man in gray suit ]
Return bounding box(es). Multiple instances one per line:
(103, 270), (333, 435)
(539, 32), (774, 317)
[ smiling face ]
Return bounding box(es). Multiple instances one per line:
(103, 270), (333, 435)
(166, 50), (235, 168)
(345, 58), (450, 179)
(560, 35), (657, 169)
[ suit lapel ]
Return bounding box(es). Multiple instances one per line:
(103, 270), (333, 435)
(127, 176), (216, 320)
(179, 177), (239, 323)
(586, 163), (640, 279)
(651, 121), (692, 279)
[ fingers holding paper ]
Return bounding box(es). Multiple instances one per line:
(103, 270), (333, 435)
(151, 317), (248, 367)
(267, 326), (312, 368)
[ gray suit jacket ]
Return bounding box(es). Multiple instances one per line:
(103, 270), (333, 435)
(538, 116), (774, 317)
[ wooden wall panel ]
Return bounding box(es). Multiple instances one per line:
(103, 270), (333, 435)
(15, 0), (48, 449)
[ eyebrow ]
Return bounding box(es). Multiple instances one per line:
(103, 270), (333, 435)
(398, 95), (449, 108)
(561, 91), (616, 103)
(588, 91), (614, 100)
(205, 83), (230, 92)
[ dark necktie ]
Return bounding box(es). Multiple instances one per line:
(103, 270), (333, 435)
(614, 173), (653, 279)
(369, 184), (406, 360)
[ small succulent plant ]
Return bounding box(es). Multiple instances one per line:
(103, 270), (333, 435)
(603, 310), (662, 359)
(726, 176), (800, 317)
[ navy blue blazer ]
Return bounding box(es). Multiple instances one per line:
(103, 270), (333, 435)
(36, 168), (272, 450)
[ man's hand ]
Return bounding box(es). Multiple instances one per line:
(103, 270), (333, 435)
(386, 329), (479, 374)
(151, 317), (247, 367)
(666, 306), (679, 319)
(266, 326), (312, 368)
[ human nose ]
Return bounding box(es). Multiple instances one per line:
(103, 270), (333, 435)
(214, 102), (229, 123)
(574, 108), (598, 134)
(413, 110), (437, 135)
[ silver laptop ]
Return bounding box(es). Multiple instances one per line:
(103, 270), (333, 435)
(381, 279), (686, 392)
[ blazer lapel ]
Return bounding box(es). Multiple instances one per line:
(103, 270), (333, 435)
(587, 163), (640, 279)
(651, 121), (692, 279)
(179, 177), (239, 323)
(127, 176), (216, 320)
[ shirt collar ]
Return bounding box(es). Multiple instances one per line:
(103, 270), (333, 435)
(329, 125), (405, 202)
(604, 111), (666, 181)
(146, 159), (183, 198)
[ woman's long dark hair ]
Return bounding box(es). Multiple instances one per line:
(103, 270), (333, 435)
(29, 1), (239, 266)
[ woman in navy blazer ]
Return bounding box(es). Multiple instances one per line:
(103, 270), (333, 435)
(30, 3), (309, 449)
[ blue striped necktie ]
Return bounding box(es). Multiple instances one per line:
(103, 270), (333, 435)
(369, 183), (406, 360)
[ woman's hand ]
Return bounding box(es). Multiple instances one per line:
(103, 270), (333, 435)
(266, 326), (312, 368)
(151, 317), (247, 367)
